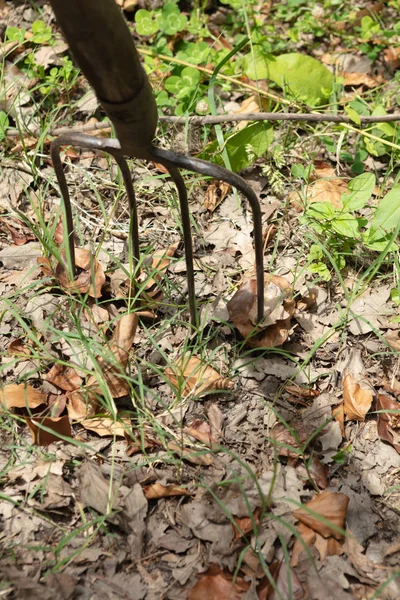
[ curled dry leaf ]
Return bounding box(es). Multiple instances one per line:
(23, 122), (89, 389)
(46, 363), (82, 392)
(204, 180), (232, 212)
(143, 483), (188, 500)
(227, 274), (294, 348)
(258, 560), (304, 600)
(1, 383), (47, 411)
(25, 415), (72, 446)
(343, 350), (374, 421)
(55, 248), (105, 298)
(184, 419), (218, 448)
(376, 394), (400, 454)
(296, 288), (318, 312)
(291, 522), (316, 567)
(167, 441), (214, 466)
(333, 402), (345, 436)
(270, 421), (312, 458)
(383, 46), (400, 71)
(188, 565), (250, 600)
(343, 71), (382, 88)
(385, 329), (400, 352)
(86, 313), (138, 401)
(232, 508), (261, 542)
(293, 490), (349, 540)
(165, 355), (234, 398)
(80, 416), (131, 437)
(8, 338), (31, 356)
(65, 391), (93, 420)
(139, 242), (179, 300)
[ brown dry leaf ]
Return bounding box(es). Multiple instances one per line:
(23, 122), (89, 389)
(270, 421), (312, 457)
(86, 312), (138, 400)
(8, 338), (31, 356)
(227, 274), (294, 349)
(385, 329), (400, 352)
(0, 216), (35, 245)
(167, 441), (214, 466)
(343, 71), (382, 88)
(80, 416), (131, 437)
(309, 455), (328, 490)
(296, 288), (318, 312)
(305, 178), (348, 209)
(383, 46), (400, 71)
(184, 419), (218, 448)
(311, 160), (337, 180)
(258, 560), (304, 600)
(143, 482), (187, 500)
(25, 415), (72, 446)
(188, 565), (250, 600)
(1, 383), (47, 411)
(139, 242), (179, 298)
(333, 402), (345, 436)
(204, 180), (232, 212)
(46, 363), (82, 391)
(291, 522), (316, 566)
(284, 385), (320, 399)
(376, 394), (400, 454)
(343, 376), (373, 421)
(232, 508), (261, 542)
(165, 355), (234, 398)
(293, 490), (349, 540)
(55, 248), (105, 298)
(343, 350), (374, 421)
(314, 532), (344, 561)
(65, 391), (93, 420)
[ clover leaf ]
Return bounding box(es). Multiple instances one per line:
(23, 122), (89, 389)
(164, 67), (201, 99)
(135, 9), (159, 36)
(156, 4), (187, 36)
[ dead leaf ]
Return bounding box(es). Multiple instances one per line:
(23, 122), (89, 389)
(385, 329), (400, 352)
(188, 565), (250, 600)
(305, 178), (348, 209)
(86, 312), (138, 400)
(165, 355), (234, 398)
(258, 560), (304, 600)
(204, 180), (232, 212)
(270, 421), (312, 457)
(184, 419), (218, 448)
(56, 248), (105, 298)
(227, 274), (294, 348)
(383, 46), (400, 71)
(1, 383), (47, 411)
(343, 351), (374, 421)
(293, 490), (349, 540)
(291, 522), (316, 566)
(143, 483), (187, 499)
(167, 441), (214, 466)
(46, 363), (82, 391)
(80, 416), (131, 437)
(139, 242), (179, 298)
(309, 455), (328, 490)
(65, 391), (92, 420)
(376, 394), (400, 454)
(284, 385), (320, 399)
(333, 402), (345, 436)
(8, 339), (31, 356)
(343, 71), (382, 88)
(25, 415), (72, 446)
(232, 508), (261, 542)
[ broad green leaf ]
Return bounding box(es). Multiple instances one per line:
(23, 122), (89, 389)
(341, 173), (375, 211)
(308, 262), (331, 281)
(135, 9), (159, 36)
(331, 213), (360, 238)
(370, 187), (400, 233)
(157, 4), (187, 35)
(242, 50), (333, 106)
(363, 229), (398, 252)
(371, 106), (395, 138)
(344, 106), (361, 126)
(176, 42), (210, 65)
(202, 122), (273, 172)
(164, 67), (201, 99)
(306, 202), (335, 222)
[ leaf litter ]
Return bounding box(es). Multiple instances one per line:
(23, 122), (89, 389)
(1, 2), (400, 599)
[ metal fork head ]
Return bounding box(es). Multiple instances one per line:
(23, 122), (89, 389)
(51, 133), (265, 329)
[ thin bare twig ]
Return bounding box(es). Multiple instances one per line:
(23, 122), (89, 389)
(5, 111), (400, 139)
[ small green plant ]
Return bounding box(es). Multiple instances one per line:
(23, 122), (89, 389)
(301, 173), (400, 280)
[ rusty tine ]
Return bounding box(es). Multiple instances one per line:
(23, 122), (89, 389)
(49, 0), (265, 328)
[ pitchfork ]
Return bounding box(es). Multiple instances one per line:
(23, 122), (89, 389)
(49, 0), (265, 328)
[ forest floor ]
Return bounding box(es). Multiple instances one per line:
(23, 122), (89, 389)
(1, 1), (400, 599)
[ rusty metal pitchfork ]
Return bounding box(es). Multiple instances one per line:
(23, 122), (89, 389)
(49, 0), (264, 328)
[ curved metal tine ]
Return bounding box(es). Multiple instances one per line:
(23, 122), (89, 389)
(146, 152), (197, 328)
(50, 134), (141, 289)
(151, 147), (265, 324)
